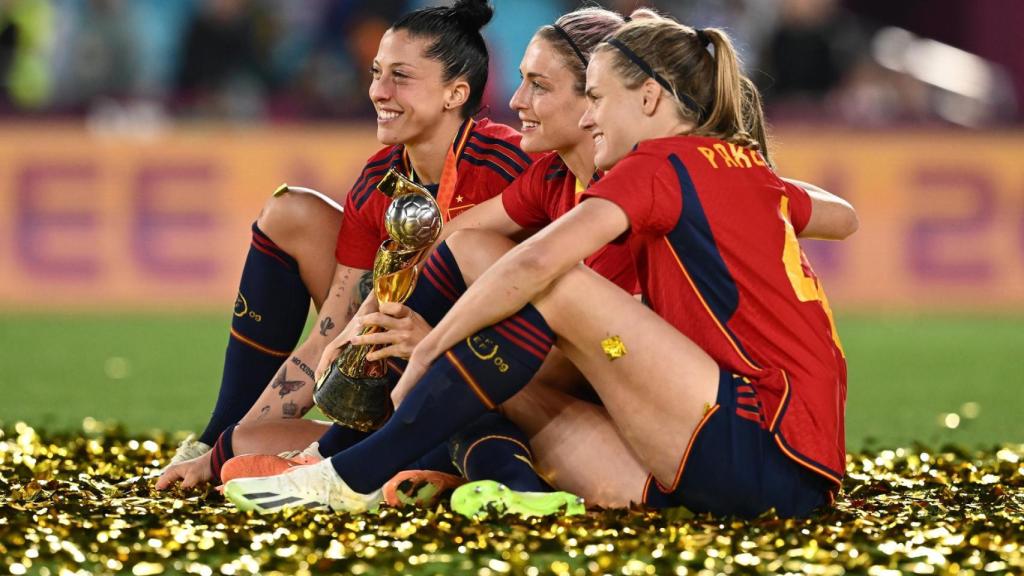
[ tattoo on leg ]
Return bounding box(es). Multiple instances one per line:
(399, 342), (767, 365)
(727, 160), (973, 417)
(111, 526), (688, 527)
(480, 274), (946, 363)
(271, 366), (305, 397)
(290, 357), (315, 380)
(283, 401), (299, 418)
(319, 316), (336, 337)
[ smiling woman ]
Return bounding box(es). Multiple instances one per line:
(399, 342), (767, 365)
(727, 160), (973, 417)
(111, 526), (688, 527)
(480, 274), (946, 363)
(156, 0), (539, 491)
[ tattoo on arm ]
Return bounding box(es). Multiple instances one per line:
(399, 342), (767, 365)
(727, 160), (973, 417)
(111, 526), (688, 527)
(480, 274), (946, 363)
(271, 366), (306, 397)
(319, 316), (336, 337)
(290, 357), (315, 380)
(257, 405), (270, 421)
(282, 401), (299, 418)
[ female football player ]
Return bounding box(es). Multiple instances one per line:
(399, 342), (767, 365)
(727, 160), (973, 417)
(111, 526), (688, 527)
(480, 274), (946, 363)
(157, 0), (535, 489)
(224, 13), (857, 518)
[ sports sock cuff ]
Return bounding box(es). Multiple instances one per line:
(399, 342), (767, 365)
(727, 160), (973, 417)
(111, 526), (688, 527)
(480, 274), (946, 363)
(406, 240), (468, 326)
(441, 307), (552, 411)
(486, 304), (554, 369)
(316, 424), (372, 457)
(251, 222), (299, 272)
(209, 424), (237, 482)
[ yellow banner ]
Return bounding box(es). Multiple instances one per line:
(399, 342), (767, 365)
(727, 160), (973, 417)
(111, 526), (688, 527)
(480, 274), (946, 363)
(0, 123), (379, 310)
(0, 124), (1021, 311)
(773, 129), (1024, 311)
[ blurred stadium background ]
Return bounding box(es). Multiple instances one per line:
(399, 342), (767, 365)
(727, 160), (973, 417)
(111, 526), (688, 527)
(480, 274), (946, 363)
(0, 0), (1020, 450)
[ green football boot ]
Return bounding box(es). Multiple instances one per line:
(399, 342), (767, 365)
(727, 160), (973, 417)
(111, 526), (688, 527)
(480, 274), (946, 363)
(450, 480), (586, 519)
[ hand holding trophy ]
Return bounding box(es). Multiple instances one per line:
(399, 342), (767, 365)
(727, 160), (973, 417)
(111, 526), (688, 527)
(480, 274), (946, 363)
(313, 169), (443, 431)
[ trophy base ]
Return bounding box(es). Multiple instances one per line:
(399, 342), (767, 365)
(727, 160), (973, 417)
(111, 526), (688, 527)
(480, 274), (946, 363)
(314, 363), (394, 432)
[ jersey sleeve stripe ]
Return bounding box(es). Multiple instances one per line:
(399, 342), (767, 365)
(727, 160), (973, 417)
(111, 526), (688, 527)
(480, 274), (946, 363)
(351, 167), (391, 210)
(545, 168), (568, 181)
(468, 132), (533, 166)
(461, 154), (516, 182)
(464, 139), (528, 176)
(349, 148), (403, 208)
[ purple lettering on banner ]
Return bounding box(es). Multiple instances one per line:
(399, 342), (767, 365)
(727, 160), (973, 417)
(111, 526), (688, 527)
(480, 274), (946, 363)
(908, 168), (994, 282)
(15, 164), (99, 279)
(133, 165), (219, 279)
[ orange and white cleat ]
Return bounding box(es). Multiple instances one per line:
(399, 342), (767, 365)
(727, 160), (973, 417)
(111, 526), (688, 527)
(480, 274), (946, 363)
(219, 442), (323, 484)
(382, 470), (466, 508)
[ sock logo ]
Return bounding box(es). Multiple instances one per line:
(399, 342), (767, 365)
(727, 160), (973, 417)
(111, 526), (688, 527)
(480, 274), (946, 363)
(467, 335), (510, 373)
(234, 292), (262, 322)
(467, 334), (498, 360)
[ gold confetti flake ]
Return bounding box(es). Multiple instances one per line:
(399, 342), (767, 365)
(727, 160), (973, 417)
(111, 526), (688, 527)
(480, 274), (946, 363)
(0, 421), (1022, 574)
(600, 335), (628, 361)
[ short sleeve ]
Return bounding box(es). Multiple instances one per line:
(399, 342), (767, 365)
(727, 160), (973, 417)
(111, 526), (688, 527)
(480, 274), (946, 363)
(581, 152), (680, 237)
(782, 180), (812, 235)
(335, 191), (381, 270)
(500, 165), (550, 229)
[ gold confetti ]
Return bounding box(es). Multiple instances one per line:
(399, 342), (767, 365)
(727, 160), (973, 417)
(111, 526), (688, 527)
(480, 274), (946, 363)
(0, 421), (1022, 574)
(600, 335), (628, 361)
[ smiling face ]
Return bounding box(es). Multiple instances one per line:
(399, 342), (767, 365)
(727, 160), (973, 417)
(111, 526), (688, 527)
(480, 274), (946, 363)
(508, 36), (590, 155)
(580, 50), (649, 171)
(369, 29), (453, 147)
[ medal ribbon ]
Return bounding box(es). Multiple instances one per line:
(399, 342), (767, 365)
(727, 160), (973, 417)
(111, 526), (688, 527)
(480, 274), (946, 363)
(402, 118), (475, 222)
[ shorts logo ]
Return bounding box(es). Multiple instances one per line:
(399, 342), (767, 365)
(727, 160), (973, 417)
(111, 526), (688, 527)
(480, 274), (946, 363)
(467, 334), (509, 373)
(234, 292), (262, 322)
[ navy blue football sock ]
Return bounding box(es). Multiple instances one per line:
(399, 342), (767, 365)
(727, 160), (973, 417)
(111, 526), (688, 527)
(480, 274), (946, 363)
(450, 412), (550, 492)
(405, 441), (460, 476)
(404, 241), (466, 326)
(316, 424), (371, 457)
(330, 304), (554, 493)
(209, 424), (237, 482)
(198, 223), (311, 445)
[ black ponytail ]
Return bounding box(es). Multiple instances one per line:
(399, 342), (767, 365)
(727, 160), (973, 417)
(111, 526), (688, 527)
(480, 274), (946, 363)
(392, 0), (494, 119)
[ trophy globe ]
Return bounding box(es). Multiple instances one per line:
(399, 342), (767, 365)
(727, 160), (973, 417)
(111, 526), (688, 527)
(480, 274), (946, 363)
(385, 194), (443, 249)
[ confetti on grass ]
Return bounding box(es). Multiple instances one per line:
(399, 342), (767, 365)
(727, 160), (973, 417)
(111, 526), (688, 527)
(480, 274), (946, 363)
(1, 422), (1022, 575)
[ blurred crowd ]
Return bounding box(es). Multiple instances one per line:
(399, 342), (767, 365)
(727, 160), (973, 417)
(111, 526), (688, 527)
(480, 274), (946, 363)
(0, 0), (1018, 127)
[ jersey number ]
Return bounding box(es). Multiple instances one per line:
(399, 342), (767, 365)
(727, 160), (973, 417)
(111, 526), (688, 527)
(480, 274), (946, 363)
(779, 197), (845, 357)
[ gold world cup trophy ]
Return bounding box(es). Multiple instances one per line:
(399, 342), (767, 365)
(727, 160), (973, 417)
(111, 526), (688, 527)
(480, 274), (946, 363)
(313, 169), (443, 431)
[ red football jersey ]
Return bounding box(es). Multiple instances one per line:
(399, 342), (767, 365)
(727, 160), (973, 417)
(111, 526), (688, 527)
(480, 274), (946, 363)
(337, 118), (534, 269)
(583, 135), (847, 487)
(502, 152), (639, 293)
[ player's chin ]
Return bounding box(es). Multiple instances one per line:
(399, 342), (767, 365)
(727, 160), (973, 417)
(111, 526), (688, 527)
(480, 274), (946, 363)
(593, 147), (613, 171)
(376, 123), (405, 145)
(519, 130), (549, 154)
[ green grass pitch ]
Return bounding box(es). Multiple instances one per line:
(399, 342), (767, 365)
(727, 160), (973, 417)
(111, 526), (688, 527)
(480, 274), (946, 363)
(1, 312), (1021, 449)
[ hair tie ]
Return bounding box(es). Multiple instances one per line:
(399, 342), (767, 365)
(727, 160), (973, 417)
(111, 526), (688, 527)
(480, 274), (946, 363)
(606, 38), (705, 120)
(695, 29), (711, 48)
(623, 15), (632, 23)
(551, 24), (588, 67)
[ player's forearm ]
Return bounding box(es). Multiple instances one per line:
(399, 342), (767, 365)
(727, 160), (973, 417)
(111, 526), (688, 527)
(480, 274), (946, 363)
(239, 306), (351, 423)
(239, 342), (322, 422)
(784, 178), (859, 240)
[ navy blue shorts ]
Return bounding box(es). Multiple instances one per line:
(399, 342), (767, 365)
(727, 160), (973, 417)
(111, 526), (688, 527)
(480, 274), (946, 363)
(642, 371), (835, 518)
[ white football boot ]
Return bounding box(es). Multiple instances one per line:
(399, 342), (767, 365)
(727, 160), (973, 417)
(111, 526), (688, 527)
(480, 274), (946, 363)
(223, 458), (382, 514)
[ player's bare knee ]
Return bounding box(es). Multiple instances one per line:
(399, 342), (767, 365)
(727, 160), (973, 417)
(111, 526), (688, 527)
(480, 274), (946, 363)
(257, 190), (340, 247)
(444, 229), (515, 282)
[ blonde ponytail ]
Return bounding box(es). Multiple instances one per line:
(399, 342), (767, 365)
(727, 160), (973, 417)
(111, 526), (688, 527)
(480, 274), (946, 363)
(595, 18), (771, 158)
